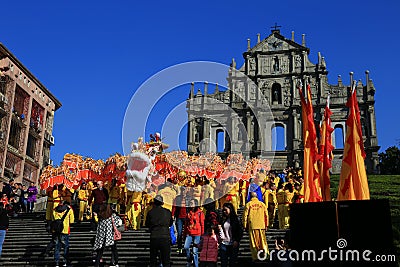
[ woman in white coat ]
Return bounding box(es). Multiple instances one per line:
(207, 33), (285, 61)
(93, 204), (122, 267)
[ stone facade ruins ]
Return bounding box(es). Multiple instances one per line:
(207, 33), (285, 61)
(186, 28), (379, 174)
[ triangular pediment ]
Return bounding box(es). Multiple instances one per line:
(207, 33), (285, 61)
(249, 32), (307, 53)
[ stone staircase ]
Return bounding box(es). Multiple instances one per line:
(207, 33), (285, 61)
(0, 209), (287, 266)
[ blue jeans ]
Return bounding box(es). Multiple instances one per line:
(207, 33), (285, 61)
(55, 234), (70, 265)
(184, 235), (201, 267)
(27, 201), (34, 213)
(175, 218), (185, 249)
(220, 243), (239, 267)
(0, 230), (6, 257)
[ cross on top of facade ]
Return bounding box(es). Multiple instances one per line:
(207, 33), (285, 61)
(271, 23), (281, 33)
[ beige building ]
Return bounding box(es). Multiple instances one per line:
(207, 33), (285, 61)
(0, 43), (61, 185)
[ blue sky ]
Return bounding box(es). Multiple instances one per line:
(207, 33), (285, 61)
(1, 0), (399, 164)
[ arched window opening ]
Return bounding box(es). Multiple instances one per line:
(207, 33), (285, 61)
(271, 83), (282, 104)
(272, 125), (285, 151)
(334, 126), (344, 149)
(216, 130), (225, 153)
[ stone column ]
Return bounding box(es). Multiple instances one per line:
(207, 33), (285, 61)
(187, 115), (193, 145)
(1, 77), (16, 179)
(202, 117), (210, 152)
(292, 109), (301, 150)
(246, 112), (253, 142)
(318, 73), (323, 100)
(292, 76), (297, 101)
(244, 112), (252, 156)
(19, 96), (34, 181)
(368, 106), (376, 137)
(290, 52), (295, 73)
(302, 51), (307, 72)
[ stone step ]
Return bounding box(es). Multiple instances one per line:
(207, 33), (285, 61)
(0, 212), (288, 266)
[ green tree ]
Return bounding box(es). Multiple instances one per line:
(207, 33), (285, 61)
(379, 146), (400, 174)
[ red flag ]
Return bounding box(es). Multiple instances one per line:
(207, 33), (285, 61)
(299, 83), (322, 202)
(318, 96), (334, 201)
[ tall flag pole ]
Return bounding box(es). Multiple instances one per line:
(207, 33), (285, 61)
(337, 81), (370, 200)
(318, 94), (334, 201)
(298, 80), (322, 202)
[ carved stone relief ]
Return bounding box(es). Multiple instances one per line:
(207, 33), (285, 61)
(248, 57), (256, 76)
(295, 55), (302, 68)
(283, 87), (291, 107)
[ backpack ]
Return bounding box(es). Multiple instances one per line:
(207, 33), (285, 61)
(50, 207), (70, 235)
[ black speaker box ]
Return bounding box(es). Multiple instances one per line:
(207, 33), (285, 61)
(287, 199), (397, 267)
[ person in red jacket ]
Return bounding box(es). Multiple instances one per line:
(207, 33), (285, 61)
(198, 226), (219, 267)
(183, 198), (205, 267)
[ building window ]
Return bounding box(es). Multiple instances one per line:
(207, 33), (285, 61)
(216, 129), (225, 153)
(272, 124), (285, 151)
(13, 86), (29, 116)
(9, 120), (21, 149)
(334, 126), (344, 149)
(26, 134), (37, 159)
(0, 76), (6, 95)
(271, 83), (282, 104)
(30, 100), (44, 131)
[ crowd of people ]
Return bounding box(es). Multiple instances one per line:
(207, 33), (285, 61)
(0, 166), (302, 266)
(1, 179), (38, 216)
(0, 179), (38, 258)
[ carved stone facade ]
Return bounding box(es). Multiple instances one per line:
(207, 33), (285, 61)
(187, 29), (379, 174)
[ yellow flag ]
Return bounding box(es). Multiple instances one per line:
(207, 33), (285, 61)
(299, 84), (322, 202)
(337, 84), (370, 200)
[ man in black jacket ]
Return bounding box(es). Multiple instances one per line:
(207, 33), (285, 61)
(2, 179), (13, 199)
(145, 195), (173, 267)
(88, 181), (108, 231)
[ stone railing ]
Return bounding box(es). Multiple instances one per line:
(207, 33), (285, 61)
(34, 196), (47, 212)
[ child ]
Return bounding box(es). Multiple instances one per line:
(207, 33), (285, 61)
(198, 226), (219, 267)
(1, 194), (8, 208)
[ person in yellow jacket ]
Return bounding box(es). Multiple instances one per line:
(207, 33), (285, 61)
(239, 179), (248, 207)
(141, 186), (156, 227)
(283, 183), (294, 229)
(214, 179), (223, 209)
(45, 186), (55, 221)
(293, 182), (301, 203)
(276, 183), (286, 229)
(52, 201), (74, 267)
(242, 192), (269, 262)
(272, 174), (280, 188)
(256, 169), (267, 187)
(200, 179), (214, 205)
(221, 177), (239, 213)
(108, 179), (121, 213)
(298, 180), (304, 203)
(125, 189), (134, 227)
(61, 186), (73, 204)
(128, 191), (143, 230)
(158, 183), (177, 212)
(260, 182), (270, 205)
(77, 182), (89, 222)
(118, 183), (127, 213)
(85, 181), (95, 220)
(193, 183), (202, 205)
(267, 183), (278, 228)
(53, 185), (63, 207)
